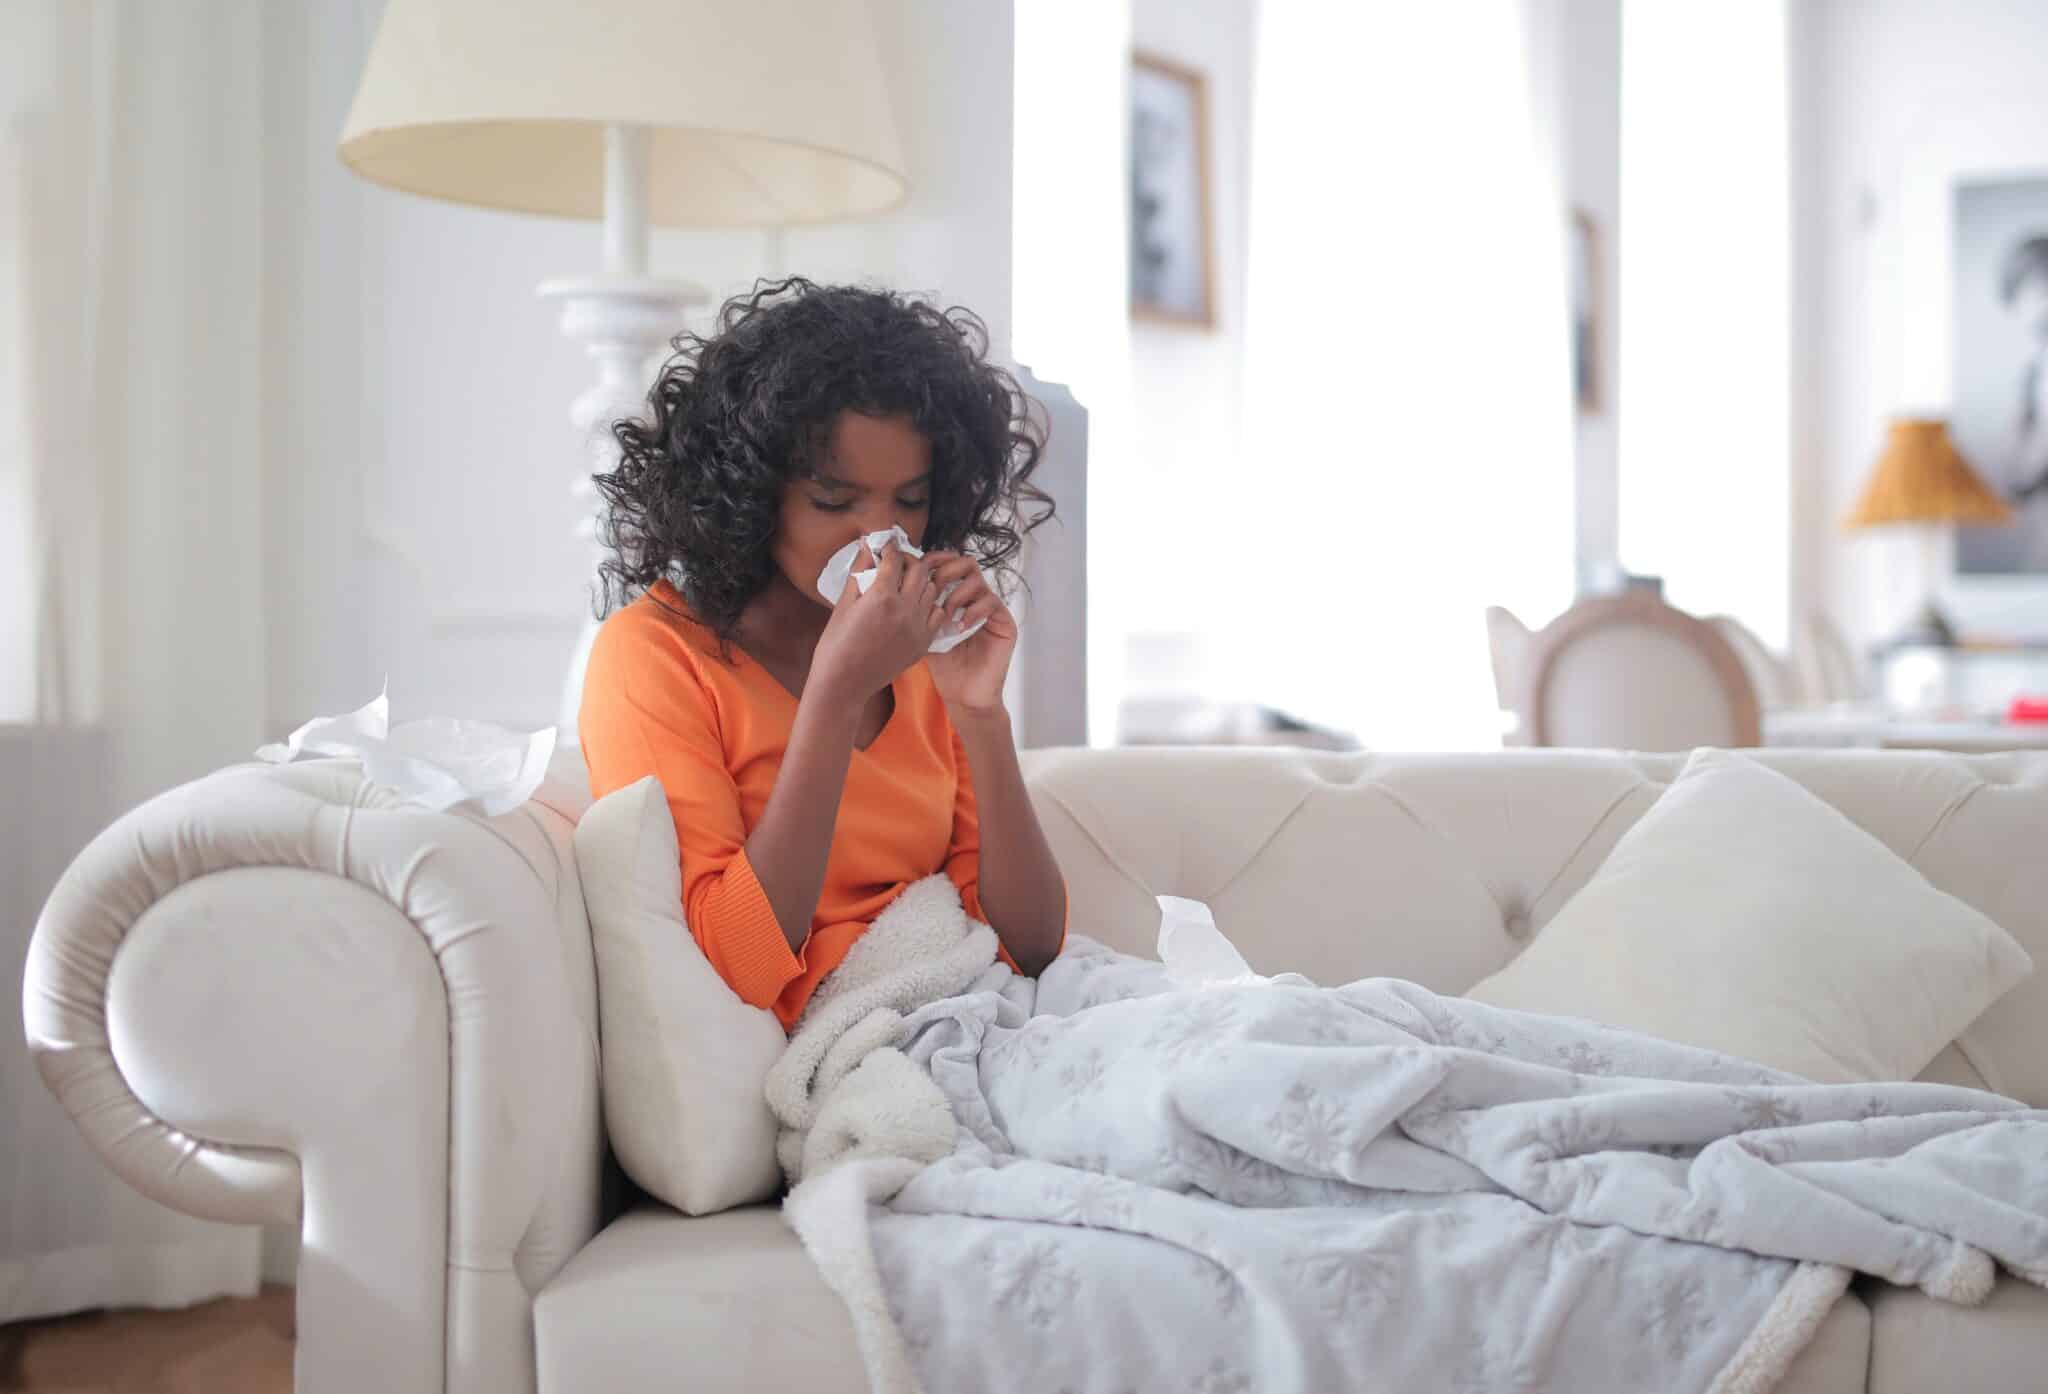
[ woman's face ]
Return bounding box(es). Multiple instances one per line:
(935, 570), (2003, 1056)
(772, 411), (934, 606)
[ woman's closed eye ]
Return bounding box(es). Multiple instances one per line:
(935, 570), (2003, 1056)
(809, 495), (929, 513)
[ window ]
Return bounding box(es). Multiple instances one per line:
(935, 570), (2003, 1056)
(1234, 2), (1575, 748)
(1618, 0), (1791, 645)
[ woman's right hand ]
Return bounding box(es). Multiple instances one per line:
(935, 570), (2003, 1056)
(810, 538), (948, 709)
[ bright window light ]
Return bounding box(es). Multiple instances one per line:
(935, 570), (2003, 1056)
(1232, 2), (1575, 749)
(1618, 0), (1790, 646)
(1013, 0), (1133, 746)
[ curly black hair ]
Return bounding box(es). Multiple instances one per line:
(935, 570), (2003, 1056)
(592, 278), (1055, 640)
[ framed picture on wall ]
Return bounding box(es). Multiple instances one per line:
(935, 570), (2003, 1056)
(1895, 111), (2048, 634)
(1129, 52), (1215, 328)
(1569, 209), (1603, 415)
(1952, 175), (2048, 575)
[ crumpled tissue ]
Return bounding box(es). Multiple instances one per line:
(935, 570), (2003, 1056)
(256, 684), (555, 816)
(1157, 895), (1308, 989)
(815, 526), (990, 655)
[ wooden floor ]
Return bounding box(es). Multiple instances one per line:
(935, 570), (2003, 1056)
(0, 1287), (292, 1394)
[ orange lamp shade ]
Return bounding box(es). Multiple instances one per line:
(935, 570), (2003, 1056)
(1843, 418), (2016, 530)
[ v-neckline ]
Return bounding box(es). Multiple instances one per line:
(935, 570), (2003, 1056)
(732, 642), (901, 756)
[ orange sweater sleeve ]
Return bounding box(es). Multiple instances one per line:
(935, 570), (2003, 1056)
(942, 722), (1068, 971)
(580, 619), (805, 1009)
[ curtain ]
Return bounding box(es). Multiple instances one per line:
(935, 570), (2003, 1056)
(1230, 1), (1575, 750)
(3, 0), (267, 1320)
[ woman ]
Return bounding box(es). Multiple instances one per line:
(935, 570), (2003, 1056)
(579, 279), (1068, 1030)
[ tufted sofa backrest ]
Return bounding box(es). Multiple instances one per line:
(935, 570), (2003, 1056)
(1019, 746), (2048, 1106)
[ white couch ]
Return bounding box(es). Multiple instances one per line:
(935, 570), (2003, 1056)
(22, 746), (2048, 1394)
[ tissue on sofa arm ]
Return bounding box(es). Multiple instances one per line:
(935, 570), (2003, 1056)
(257, 684), (555, 816)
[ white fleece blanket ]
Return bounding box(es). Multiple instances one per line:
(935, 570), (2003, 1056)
(770, 876), (2048, 1394)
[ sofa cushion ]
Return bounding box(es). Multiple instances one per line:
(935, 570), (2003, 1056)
(1019, 748), (2048, 1106)
(533, 1206), (866, 1394)
(1466, 749), (2032, 1083)
(574, 777), (787, 1215)
(1777, 1289), (1872, 1394)
(535, 1207), (1875, 1394)
(1867, 1277), (2048, 1394)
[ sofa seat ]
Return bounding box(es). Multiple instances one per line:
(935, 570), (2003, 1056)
(1868, 1275), (2048, 1394)
(535, 1205), (867, 1394)
(538, 1204), (1876, 1394)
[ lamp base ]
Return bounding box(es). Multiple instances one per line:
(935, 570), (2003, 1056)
(1892, 597), (1958, 648)
(539, 274), (707, 735)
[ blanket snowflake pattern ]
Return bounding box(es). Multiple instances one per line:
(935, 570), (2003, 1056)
(770, 876), (2048, 1394)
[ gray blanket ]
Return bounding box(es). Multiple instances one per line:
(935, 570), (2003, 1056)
(777, 901), (2048, 1394)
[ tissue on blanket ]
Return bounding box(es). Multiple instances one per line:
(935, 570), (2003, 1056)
(1157, 895), (1278, 987)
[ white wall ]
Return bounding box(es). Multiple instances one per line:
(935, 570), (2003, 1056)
(1791, 0), (2048, 648)
(265, 0), (1015, 735)
(1124, 0), (1255, 690)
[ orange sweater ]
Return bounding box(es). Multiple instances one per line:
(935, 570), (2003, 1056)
(579, 581), (1062, 1029)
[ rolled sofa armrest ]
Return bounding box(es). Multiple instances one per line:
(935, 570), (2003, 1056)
(21, 757), (603, 1394)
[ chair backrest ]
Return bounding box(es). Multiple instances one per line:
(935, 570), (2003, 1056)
(1483, 606), (1534, 746)
(1708, 614), (1803, 709)
(1518, 593), (1761, 749)
(1801, 611), (1864, 705)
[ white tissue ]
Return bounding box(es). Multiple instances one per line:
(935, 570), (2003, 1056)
(815, 525), (990, 655)
(1157, 895), (1267, 988)
(256, 684), (556, 816)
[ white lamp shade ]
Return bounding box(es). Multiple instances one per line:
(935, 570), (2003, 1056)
(338, 0), (909, 227)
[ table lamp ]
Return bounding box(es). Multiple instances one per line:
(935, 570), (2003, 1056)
(338, 0), (909, 727)
(1843, 417), (2014, 646)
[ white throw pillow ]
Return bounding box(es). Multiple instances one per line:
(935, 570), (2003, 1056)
(575, 776), (787, 1214)
(1466, 748), (2032, 1083)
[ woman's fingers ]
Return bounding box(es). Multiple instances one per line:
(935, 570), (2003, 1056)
(902, 554), (941, 604)
(934, 570), (990, 617)
(924, 553), (983, 590)
(836, 541), (875, 606)
(946, 590), (1004, 632)
(871, 537), (906, 591)
(859, 542), (991, 631)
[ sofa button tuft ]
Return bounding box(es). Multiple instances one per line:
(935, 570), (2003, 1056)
(1502, 909), (1531, 940)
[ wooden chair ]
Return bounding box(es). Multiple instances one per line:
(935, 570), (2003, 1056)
(1800, 611), (1865, 706)
(1484, 606), (1534, 746)
(1708, 614), (1804, 709)
(1517, 592), (1762, 750)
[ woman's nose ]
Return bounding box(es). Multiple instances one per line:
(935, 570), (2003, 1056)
(856, 504), (910, 538)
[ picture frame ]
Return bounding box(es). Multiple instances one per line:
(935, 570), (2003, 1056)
(1129, 51), (1215, 329)
(1569, 208), (1603, 415)
(1950, 175), (2048, 577)
(1896, 104), (2048, 633)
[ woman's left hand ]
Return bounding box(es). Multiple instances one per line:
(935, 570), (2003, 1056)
(920, 553), (1016, 714)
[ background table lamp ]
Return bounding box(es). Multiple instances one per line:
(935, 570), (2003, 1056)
(339, 0), (909, 728)
(1844, 417), (2014, 646)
